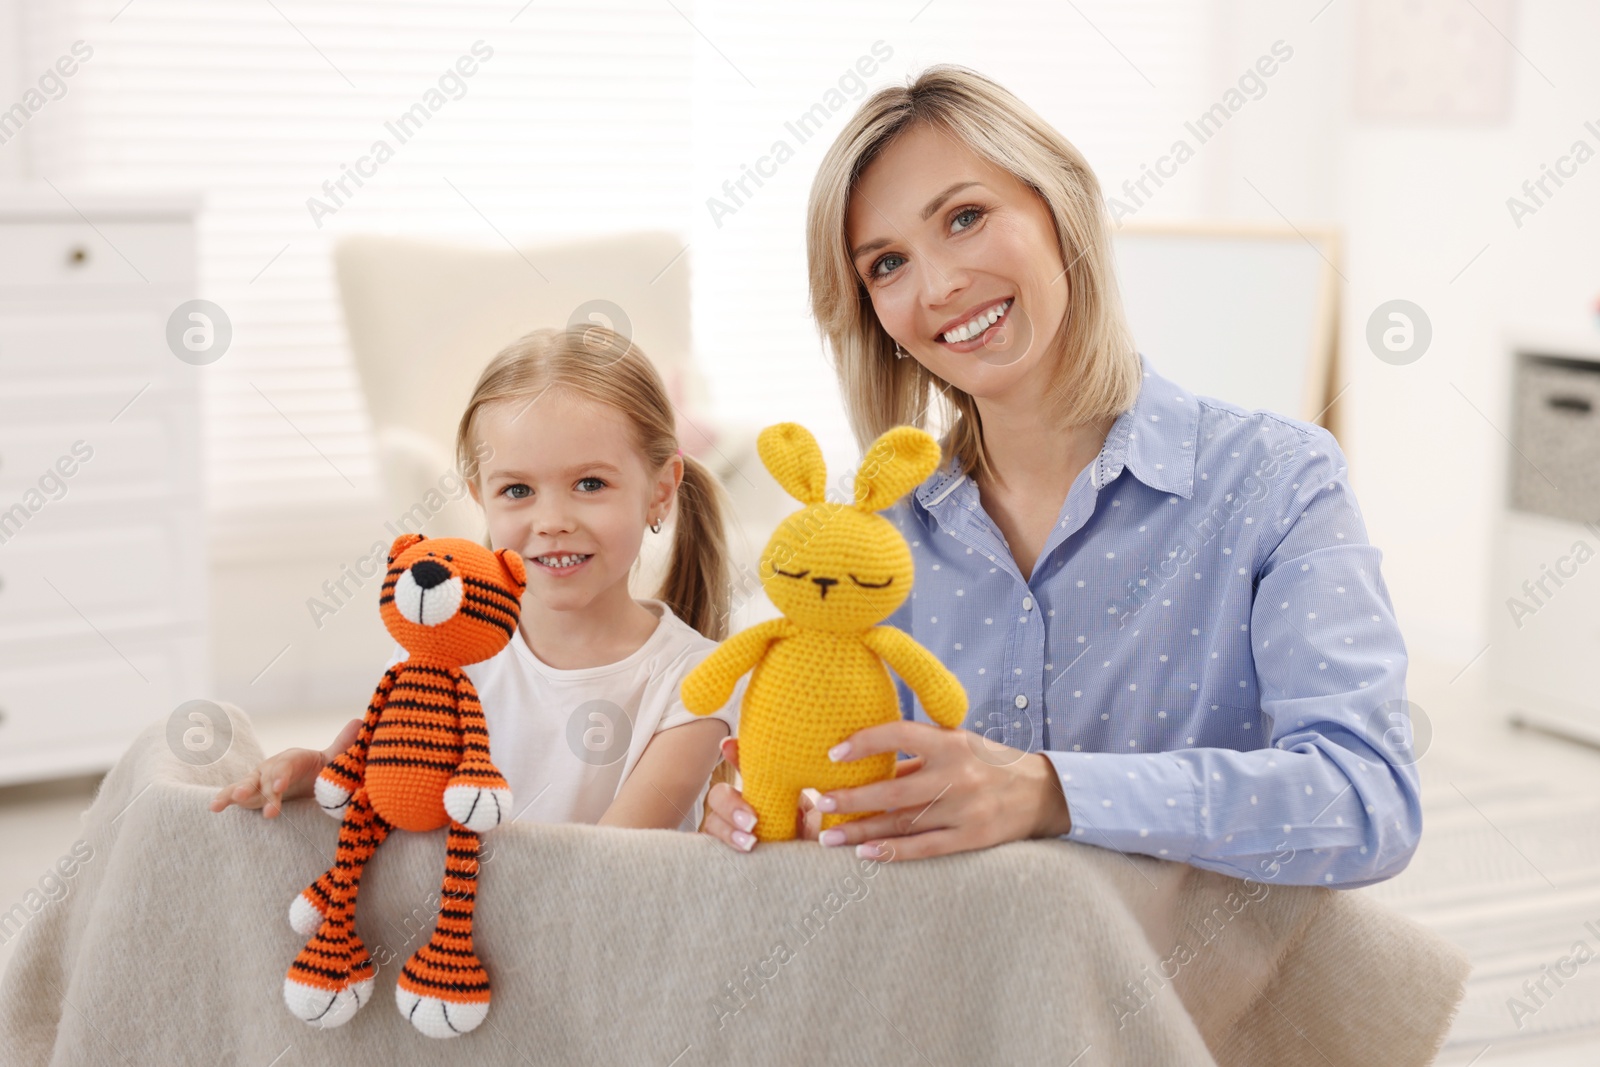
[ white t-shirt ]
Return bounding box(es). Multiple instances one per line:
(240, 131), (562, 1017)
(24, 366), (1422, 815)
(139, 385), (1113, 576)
(381, 598), (743, 833)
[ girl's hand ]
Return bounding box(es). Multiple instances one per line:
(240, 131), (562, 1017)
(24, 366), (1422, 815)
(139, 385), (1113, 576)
(208, 717), (363, 819)
(699, 736), (925, 853)
(809, 720), (1071, 862)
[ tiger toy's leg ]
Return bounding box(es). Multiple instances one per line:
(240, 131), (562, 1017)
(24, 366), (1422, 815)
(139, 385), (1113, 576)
(289, 810), (386, 936)
(396, 823), (491, 1038)
(284, 788), (391, 1029)
(289, 868), (339, 937)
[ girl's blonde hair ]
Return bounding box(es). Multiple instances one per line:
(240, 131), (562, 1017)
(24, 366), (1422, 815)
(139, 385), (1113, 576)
(806, 64), (1143, 486)
(455, 324), (733, 642)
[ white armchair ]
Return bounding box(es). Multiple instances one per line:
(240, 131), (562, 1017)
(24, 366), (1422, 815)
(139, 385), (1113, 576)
(332, 230), (788, 631)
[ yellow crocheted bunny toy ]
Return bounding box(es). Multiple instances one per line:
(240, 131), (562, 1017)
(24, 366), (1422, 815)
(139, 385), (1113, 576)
(680, 422), (967, 841)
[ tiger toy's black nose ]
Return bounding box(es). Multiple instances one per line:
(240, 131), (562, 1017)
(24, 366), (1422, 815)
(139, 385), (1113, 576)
(812, 576), (838, 598)
(409, 559), (451, 589)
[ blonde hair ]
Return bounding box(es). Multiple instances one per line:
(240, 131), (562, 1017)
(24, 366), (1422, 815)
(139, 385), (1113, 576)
(806, 64), (1142, 486)
(455, 324), (733, 642)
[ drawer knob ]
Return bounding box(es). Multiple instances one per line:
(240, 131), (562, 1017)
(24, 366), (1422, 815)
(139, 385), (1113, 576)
(67, 245), (90, 268)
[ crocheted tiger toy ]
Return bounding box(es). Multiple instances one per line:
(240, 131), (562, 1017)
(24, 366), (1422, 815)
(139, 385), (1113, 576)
(284, 532), (525, 1039)
(680, 422), (967, 841)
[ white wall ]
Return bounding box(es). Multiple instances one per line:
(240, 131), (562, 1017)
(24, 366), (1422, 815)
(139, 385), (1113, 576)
(0, 0), (22, 184)
(9, 0), (1594, 711)
(1204, 0), (1600, 671)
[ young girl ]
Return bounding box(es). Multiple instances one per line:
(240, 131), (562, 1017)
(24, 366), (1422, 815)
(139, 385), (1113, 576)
(211, 324), (742, 834)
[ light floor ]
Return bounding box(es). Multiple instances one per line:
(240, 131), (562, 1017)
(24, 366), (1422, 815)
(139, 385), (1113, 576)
(3, 656), (1599, 1063)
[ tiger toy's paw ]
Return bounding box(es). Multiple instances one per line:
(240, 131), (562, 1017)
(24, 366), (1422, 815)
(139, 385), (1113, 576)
(284, 919), (377, 1030)
(289, 870), (337, 936)
(397, 985), (490, 1039)
(313, 773), (353, 819)
(443, 769), (512, 832)
(289, 891), (325, 937)
(284, 973), (373, 1030)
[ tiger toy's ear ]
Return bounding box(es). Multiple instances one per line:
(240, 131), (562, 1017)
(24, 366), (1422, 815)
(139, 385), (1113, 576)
(496, 548), (527, 594)
(757, 422), (827, 505)
(387, 532), (425, 563)
(854, 426), (942, 513)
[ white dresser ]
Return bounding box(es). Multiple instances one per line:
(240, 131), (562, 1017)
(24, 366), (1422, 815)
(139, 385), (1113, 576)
(0, 190), (209, 784)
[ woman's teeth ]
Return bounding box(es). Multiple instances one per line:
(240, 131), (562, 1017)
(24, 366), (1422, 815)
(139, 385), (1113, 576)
(536, 553), (591, 568)
(941, 299), (1012, 344)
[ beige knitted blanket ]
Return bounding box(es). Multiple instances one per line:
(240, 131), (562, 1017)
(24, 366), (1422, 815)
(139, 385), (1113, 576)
(0, 704), (1467, 1065)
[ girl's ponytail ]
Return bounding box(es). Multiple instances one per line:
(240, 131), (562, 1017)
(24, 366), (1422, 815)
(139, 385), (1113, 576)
(657, 452), (733, 642)
(664, 452), (740, 824)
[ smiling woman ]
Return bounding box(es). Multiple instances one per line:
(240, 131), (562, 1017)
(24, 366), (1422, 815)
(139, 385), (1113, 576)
(700, 66), (1423, 891)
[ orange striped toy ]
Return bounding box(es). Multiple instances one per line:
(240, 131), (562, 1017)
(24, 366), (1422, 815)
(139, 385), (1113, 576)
(283, 532), (525, 1039)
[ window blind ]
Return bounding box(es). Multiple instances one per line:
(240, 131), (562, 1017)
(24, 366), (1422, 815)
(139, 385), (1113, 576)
(15, 0), (1210, 557)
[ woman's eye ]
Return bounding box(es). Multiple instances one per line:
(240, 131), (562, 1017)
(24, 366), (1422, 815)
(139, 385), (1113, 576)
(577, 476), (607, 492)
(870, 253), (906, 279)
(951, 206), (983, 233)
(500, 483), (531, 500)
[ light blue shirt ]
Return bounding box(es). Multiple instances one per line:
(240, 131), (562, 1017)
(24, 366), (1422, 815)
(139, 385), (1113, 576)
(883, 353), (1421, 889)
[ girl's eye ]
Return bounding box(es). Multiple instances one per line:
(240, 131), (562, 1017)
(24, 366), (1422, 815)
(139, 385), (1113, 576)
(869, 252), (906, 280)
(500, 483), (531, 500)
(577, 476), (607, 492)
(951, 205), (984, 233)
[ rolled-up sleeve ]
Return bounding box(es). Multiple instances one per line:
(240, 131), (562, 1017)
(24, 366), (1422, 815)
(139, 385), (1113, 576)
(1042, 428), (1422, 889)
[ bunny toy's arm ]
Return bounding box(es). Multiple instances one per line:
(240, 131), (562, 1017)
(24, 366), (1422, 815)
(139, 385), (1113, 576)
(444, 670), (513, 833)
(860, 626), (968, 729)
(681, 617), (794, 716)
(315, 666), (400, 818)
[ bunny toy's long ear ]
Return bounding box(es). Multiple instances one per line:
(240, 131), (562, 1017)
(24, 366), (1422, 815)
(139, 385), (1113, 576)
(854, 426), (942, 512)
(757, 422), (828, 505)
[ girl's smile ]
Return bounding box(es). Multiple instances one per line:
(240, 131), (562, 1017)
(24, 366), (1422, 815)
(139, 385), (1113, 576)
(529, 552), (593, 575)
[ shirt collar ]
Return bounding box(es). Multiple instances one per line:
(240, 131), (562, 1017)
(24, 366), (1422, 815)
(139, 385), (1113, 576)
(912, 351), (1199, 511)
(1095, 352), (1199, 499)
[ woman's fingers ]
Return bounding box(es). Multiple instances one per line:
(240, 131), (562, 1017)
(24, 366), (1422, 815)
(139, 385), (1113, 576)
(892, 755), (926, 778)
(798, 788), (826, 841)
(701, 782), (758, 852)
(701, 809), (756, 853)
(702, 738), (921, 847)
(705, 780), (758, 838)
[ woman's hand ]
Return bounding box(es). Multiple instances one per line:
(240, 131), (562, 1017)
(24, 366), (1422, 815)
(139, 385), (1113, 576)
(208, 717), (363, 819)
(700, 737), (927, 852)
(810, 720), (1071, 862)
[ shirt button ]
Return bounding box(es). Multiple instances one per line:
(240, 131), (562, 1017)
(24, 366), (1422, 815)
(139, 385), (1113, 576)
(1014, 694), (1028, 709)
(1022, 596), (1033, 611)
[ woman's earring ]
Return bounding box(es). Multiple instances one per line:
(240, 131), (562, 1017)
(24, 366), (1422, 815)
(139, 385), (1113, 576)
(894, 340), (908, 360)
(650, 514), (663, 534)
